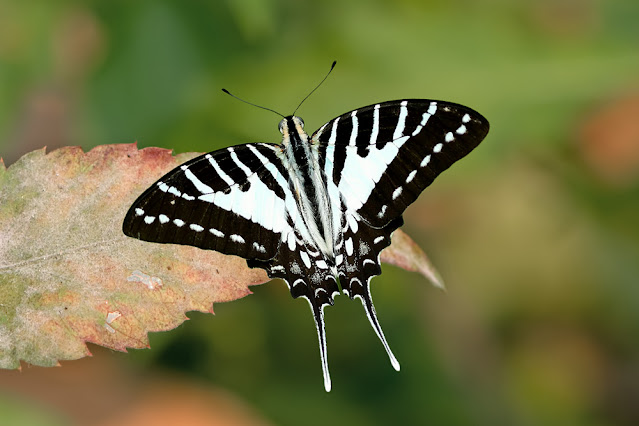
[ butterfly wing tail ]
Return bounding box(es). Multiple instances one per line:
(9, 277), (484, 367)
(339, 214), (404, 371)
(352, 278), (400, 371)
(249, 238), (340, 392)
(305, 295), (332, 392)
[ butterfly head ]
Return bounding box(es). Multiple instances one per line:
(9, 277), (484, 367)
(278, 116), (306, 136)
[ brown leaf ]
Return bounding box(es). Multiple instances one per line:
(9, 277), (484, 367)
(381, 229), (445, 290)
(0, 144), (440, 370)
(0, 144), (267, 369)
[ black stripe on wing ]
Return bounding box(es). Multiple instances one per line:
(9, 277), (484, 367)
(123, 143), (289, 261)
(313, 99), (489, 227)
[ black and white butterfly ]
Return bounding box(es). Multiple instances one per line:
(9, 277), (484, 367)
(123, 84), (489, 391)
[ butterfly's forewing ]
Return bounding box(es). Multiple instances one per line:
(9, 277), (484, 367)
(314, 100), (489, 227)
(123, 143), (292, 261)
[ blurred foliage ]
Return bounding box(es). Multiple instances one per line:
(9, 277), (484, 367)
(1, 0), (639, 425)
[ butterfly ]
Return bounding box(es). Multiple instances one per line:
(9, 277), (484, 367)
(123, 74), (489, 391)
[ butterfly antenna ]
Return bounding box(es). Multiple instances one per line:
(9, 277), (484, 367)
(292, 60), (337, 116)
(221, 88), (285, 118)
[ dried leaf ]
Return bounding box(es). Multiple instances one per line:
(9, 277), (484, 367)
(381, 229), (445, 290)
(0, 144), (440, 370)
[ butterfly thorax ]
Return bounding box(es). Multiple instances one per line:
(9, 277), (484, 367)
(280, 116), (335, 261)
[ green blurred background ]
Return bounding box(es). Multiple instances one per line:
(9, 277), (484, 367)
(1, 0), (639, 425)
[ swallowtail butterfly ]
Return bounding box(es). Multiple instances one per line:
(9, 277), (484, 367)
(123, 75), (489, 391)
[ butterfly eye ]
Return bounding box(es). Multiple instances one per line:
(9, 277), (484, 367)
(278, 119), (286, 134)
(297, 117), (305, 129)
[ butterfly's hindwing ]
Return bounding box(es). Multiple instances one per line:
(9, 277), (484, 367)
(247, 230), (340, 392)
(336, 211), (405, 369)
